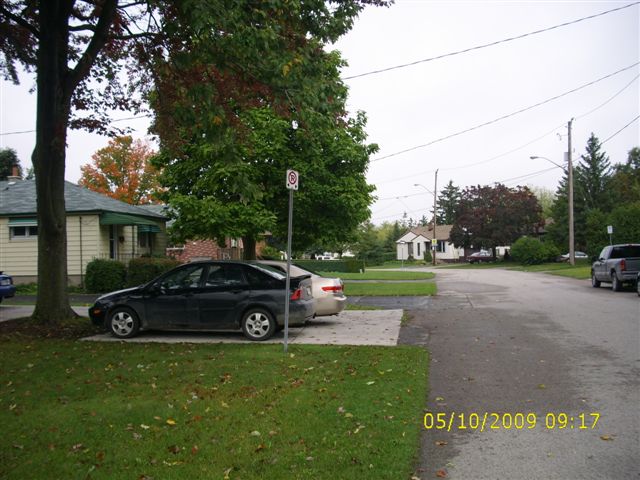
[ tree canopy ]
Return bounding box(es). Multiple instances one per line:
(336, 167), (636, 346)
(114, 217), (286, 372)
(148, 1), (384, 258)
(449, 184), (543, 255)
(0, 147), (23, 179)
(79, 136), (161, 205)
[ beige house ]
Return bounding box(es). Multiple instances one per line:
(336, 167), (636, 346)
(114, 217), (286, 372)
(0, 179), (168, 285)
(396, 225), (465, 262)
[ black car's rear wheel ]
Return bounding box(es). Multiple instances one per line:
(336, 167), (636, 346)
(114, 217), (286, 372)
(241, 309), (276, 341)
(108, 307), (140, 339)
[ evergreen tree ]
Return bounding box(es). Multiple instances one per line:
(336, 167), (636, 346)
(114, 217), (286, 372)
(437, 180), (461, 224)
(575, 133), (612, 211)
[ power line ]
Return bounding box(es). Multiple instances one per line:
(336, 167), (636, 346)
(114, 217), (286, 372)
(601, 114), (640, 145)
(372, 62), (640, 162)
(344, 2), (640, 80)
(0, 114), (151, 136)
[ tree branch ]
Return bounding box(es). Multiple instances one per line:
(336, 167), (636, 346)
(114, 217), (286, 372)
(69, 23), (97, 32)
(0, 6), (40, 38)
(67, 0), (118, 94)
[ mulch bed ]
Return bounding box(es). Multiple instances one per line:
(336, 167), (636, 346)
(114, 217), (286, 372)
(0, 316), (101, 340)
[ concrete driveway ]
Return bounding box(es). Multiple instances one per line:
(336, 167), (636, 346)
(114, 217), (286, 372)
(81, 309), (403, 346)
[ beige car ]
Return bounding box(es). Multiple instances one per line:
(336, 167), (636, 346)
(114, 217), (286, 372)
(257, 260), (347, 316)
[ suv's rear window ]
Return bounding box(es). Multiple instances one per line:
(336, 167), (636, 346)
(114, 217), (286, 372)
(610, 245), (640, 259)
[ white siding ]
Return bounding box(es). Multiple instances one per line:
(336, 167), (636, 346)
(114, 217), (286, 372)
(0, 217), (38, 275)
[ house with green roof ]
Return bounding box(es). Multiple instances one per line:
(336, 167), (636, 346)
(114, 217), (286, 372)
(0, 179), (169, 284)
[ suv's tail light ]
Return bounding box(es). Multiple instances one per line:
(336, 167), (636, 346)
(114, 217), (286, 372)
(620, 259), (626, 271)
(290, 288), (302, 301)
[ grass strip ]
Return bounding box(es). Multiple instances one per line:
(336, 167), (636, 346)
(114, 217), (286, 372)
(345, 282), (437, 296)
(327, 271), (435, 281)
(0, 337), (428, 480)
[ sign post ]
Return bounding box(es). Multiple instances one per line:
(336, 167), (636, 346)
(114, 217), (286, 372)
(607, 225), (613, 245)
(284, 169), (299, 353)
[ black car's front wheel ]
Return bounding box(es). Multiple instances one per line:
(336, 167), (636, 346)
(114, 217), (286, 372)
(108, 307), (140, 339)
(241, 309), (276, 341)
(591, 272), (601, 288)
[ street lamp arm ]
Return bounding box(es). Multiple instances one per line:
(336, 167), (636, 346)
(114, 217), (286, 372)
(529, 155), (567, 173)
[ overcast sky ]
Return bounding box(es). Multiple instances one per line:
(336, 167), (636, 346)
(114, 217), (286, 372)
(1, 1), (638, 226)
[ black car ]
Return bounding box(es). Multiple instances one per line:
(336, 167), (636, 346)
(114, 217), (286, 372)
(89, 261), (314, 341)
(0, 271), (16, 303)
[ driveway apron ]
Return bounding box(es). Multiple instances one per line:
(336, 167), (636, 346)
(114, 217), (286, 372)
(400, 267), (639, 480)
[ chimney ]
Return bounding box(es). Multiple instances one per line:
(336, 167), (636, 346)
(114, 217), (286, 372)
(7, 164), (22, 182)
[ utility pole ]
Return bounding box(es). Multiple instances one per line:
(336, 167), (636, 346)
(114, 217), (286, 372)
(432, 169), (438, 266)
(568, 119), (575, 266)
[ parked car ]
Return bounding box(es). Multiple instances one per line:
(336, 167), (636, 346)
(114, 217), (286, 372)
(468, 250), (492, 264)
(591, 244), (640, 292)
(256, 260), (346, 316)
(0, 271), (16, 303)
(556, 251), (589, 262)
(89, 261), (314, 341)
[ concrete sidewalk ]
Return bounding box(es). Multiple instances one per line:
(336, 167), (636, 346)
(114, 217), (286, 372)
(81, 309), (403, 346)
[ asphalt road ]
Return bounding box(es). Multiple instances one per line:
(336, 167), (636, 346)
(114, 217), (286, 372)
(399, 268), (639, 480)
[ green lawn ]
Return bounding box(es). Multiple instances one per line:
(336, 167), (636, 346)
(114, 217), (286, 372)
(508, 261), (591, 279)
(326, 271), (435, 281)
(0, 327), (428, 480)
(345, 282), (437, 296)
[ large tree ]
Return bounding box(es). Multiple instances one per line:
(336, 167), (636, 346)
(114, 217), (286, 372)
(437, 180), (461, 224)
(575, 133), (612, 212)
(79, 135), (161, 205)
(0, 147), (22, 179)
(449, 184), (543, 257)
(0, 1), (160, 323)
(148, 1), (385, 258)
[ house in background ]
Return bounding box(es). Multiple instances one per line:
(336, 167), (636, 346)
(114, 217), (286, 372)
(0, 179), (168, 285)
(396, 225), (464, 263)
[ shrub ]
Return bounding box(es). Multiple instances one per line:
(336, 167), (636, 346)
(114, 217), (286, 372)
(126, 257), (180, 287)
(259, 245), (283, 260)
(510, 237), (546, 265)
(85, 259), (127, 293)
(423, 249), (432, 263)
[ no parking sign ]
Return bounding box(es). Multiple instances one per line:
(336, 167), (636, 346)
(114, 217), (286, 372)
(286, 169), (299, 190)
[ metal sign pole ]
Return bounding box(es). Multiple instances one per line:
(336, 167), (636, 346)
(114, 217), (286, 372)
(284, 169), (298, 353)
(284, 187), (293, 353)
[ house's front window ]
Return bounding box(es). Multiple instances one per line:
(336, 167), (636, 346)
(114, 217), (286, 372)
(9, 225), (38, 240)
(417, 242), (421, 257)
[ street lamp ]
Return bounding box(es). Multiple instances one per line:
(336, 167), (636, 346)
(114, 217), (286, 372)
(530, 155), (575, 266)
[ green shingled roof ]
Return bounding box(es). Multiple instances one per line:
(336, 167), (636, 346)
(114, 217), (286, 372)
(0, 180), (167, 220)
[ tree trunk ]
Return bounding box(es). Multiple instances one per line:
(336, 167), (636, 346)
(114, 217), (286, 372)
(242, 236), (257, 260)
(31, 0), (76, 324)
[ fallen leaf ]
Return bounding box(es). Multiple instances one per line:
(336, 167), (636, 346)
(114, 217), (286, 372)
(250, 431), (261, 437)
(166, 419), (176, 426)
(140, 424), (150, 430)
(223, 467), (233, 479)
(435, 396), (445, 401)
(435, 441), (448, 446)
(537, 384), (546, 389)
(167, 445), (180, 454)
(600, 435), (614, 441)
(436, 469), (448, 478)
(366, 381), (375, 385)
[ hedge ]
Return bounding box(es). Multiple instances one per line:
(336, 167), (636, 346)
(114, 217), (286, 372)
(294, 259), (365, 273)
(85, 259), (127, 293)
(126, 257), (181, 287)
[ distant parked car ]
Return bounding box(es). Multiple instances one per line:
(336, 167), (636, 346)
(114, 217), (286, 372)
(0, 271), (16, 303)
(468, 250), (492, 264)
(257, 260), (346, 316)
(89, 261), (314, 341)
(557, 251), (589, 262)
